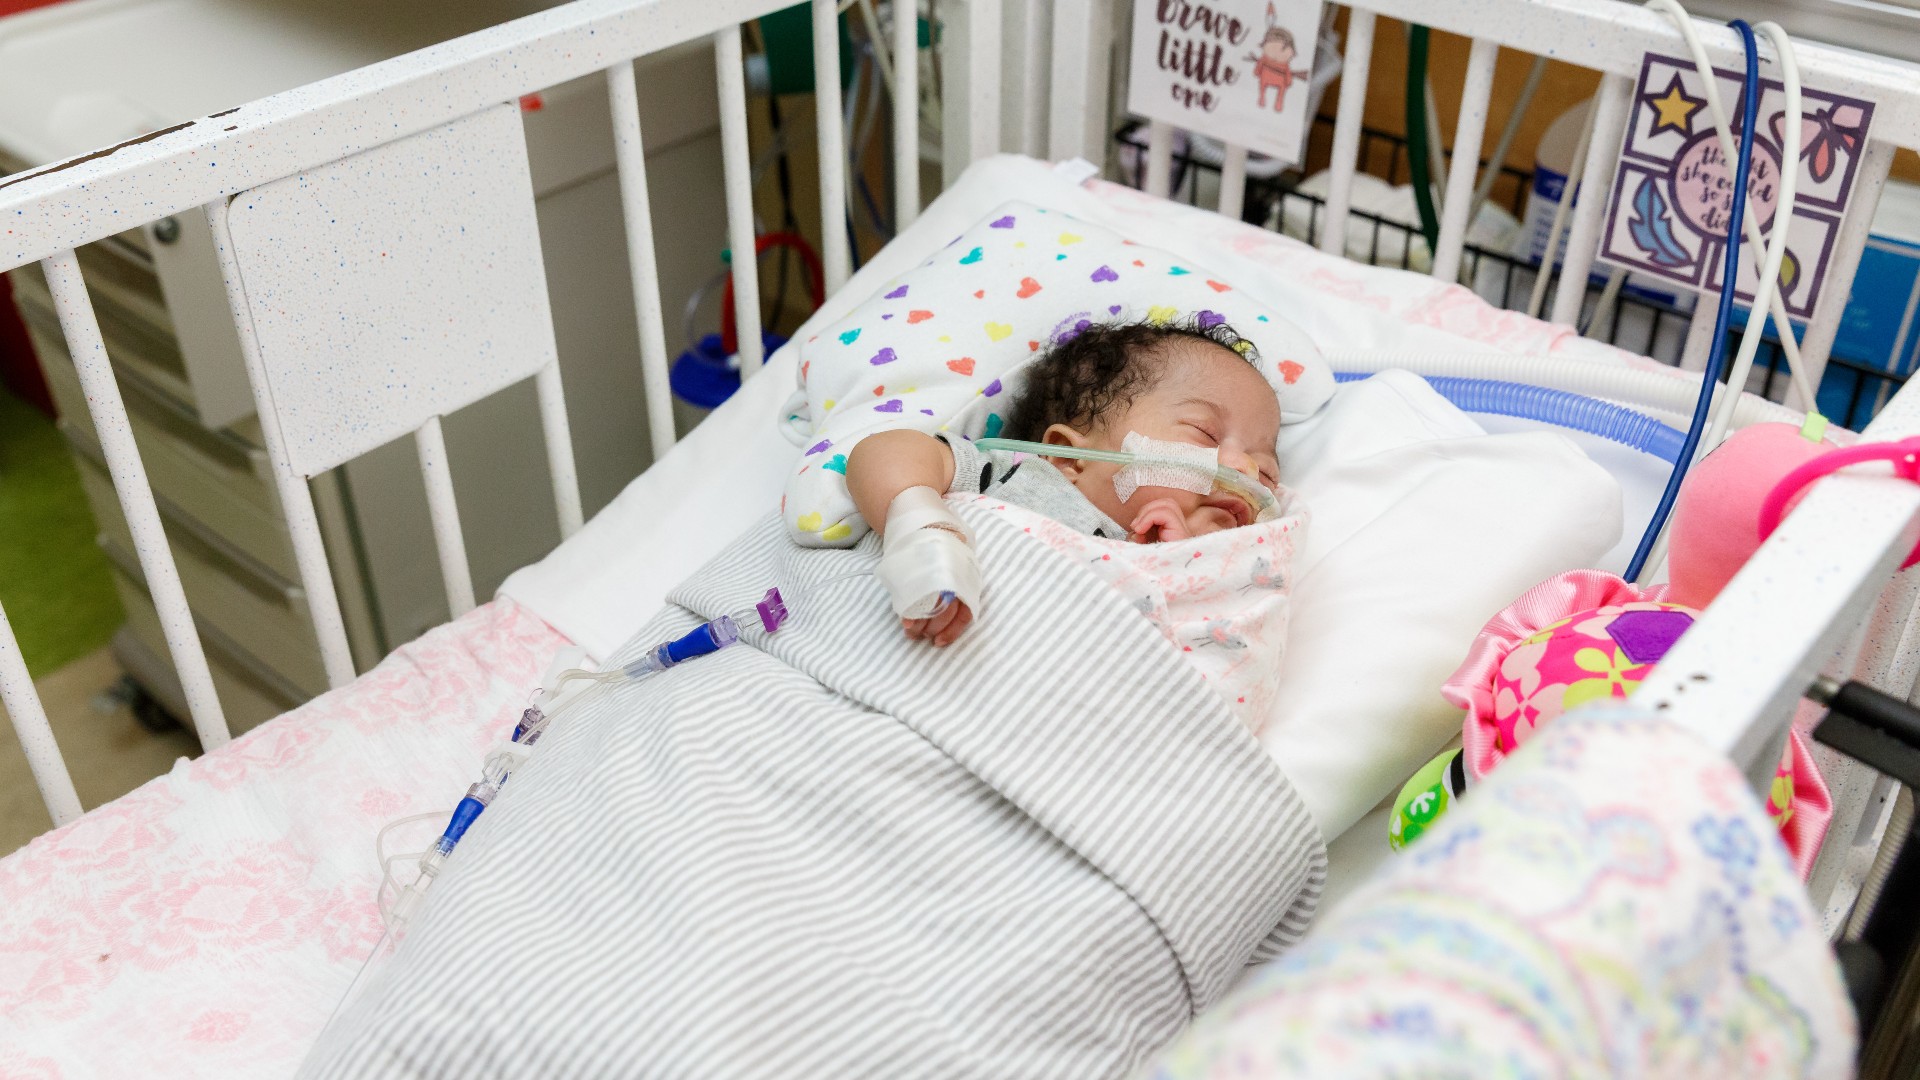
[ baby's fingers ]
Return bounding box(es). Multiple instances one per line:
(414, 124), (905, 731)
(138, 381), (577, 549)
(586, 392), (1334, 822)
(931, 603), (974, 646)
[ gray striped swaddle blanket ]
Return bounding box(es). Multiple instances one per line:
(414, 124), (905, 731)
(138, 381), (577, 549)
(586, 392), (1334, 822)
(301, 503), (1325, 1078)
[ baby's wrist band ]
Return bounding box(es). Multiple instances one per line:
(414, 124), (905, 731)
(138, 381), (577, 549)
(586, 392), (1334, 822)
(876, 487), (983, 620)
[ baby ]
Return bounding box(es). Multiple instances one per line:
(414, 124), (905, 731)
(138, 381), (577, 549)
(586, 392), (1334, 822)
(847, 319), (1282, 645)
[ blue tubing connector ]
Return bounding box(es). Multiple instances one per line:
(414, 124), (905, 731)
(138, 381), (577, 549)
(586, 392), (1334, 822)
(435, 795), (489, 856)
(1333, 372), (1686, 463)
(625, 615), (743, 678)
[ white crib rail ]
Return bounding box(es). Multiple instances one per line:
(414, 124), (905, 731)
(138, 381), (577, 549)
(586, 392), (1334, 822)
(0, 0), (994, 826)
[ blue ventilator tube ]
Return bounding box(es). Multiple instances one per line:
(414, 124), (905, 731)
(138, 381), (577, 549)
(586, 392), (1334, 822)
(1334, 372), (1688, 463)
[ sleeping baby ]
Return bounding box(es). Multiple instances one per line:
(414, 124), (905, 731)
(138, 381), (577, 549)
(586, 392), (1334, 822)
(847, 318), (1284, 647)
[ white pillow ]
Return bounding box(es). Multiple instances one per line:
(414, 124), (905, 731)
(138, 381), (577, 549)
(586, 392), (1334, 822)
(779, 200), (1336, 546)
(1266, 371), (1623, 838)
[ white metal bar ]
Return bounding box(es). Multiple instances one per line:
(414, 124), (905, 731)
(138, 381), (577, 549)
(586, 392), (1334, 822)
(43, 251), (230, 749)
(1319, 9), (1376, 258)
(963, 0), (1002, 163)
(813, 0), (853, 293)
(1637, 379), (1920, 793)
(1679, 295), (1718, 373)
(535, 361), (585, 538)
(11, 0), (1920, 279)
(1807, 569), (1920, 916)
(604, 60), (678, 463)
(1470, 53), (1547, 217)
(1350, 0), (1920, 146)
(415, 416), (477, 618)
(893, 0), (921, 229)
(1430, 37), (1500, 283)
(1047, 0), (1112, 165)
(1217, 144), (1248, 223)
(1015, 0), (1051, 158)
(0, 0), (861, 275)
(1548, 73), (1632, 327)
(1798, 139), (1898, 413)
(0, 598), (83, 826)
(1144, 120), (1173, 200)
(204, 199), (357, 689)
(715, 24), (765, 368)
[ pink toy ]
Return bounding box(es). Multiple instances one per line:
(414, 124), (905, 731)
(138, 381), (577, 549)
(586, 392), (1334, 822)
(1668, 420), (1838, 606)
(1439, 423), (1839, 875)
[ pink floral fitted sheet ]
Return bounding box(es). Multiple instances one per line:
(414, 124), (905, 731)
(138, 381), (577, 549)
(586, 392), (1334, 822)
(0, 598), (566, 1079)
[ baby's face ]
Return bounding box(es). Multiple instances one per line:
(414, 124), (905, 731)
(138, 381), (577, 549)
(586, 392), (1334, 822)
(1046, 340), (1282, 535)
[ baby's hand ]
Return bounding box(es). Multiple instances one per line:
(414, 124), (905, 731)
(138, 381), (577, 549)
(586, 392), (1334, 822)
(1129, 498), (1192, 543)
(902, 596), (974, 647)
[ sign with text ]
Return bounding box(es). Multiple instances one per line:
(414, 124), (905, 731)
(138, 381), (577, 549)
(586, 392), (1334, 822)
(1126, 0), (1325, 165)
(1596, 52), (1875, 318)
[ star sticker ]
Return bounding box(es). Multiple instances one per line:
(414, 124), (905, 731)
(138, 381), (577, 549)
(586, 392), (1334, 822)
(1644, 72), (1704, 136)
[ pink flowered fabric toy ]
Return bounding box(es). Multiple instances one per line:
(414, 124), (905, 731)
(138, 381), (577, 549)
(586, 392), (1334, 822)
(1440, 571), (1831, 873)
(1435, 423), (1843, 875)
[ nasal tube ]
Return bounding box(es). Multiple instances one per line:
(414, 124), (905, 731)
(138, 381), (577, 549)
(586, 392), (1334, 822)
(1334, 372), (1687, 462)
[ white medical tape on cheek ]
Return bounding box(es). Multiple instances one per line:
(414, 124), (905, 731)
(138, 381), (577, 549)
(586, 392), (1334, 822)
(1114, 431), (1219, 502)
(875, 487), (984, 620)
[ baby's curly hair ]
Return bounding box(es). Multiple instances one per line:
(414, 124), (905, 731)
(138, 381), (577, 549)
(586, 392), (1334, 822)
(1001, 317), (1259, 442)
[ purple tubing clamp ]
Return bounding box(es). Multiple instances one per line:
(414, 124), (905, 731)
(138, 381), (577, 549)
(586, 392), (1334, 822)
(755, 588), (790, 634)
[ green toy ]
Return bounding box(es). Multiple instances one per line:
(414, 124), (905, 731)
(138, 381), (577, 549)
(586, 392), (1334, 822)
(1388, 747), (1469, 851)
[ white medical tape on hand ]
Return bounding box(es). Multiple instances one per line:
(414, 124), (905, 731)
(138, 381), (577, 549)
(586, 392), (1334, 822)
(1113, 431), (1219, 502)
(875, 486), (983, 620)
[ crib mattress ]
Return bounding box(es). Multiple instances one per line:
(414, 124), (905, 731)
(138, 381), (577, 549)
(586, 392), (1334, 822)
(1, 156), (1662, 1078)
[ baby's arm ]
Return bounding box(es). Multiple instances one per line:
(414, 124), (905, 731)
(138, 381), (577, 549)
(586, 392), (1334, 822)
(846, 430), (976, 646)
(846, 429), (956, 530)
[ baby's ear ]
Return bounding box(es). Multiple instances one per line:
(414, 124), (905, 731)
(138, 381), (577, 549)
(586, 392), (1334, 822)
(1041, 423), (1091, 472)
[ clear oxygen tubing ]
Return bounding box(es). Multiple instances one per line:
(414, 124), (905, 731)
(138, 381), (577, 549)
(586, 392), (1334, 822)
(1332, 372), (1686, 462)
(1324, 352), (1806, 431)
(1645, 0), (1819, 411)
(972, 436), (1282, 522)
(1622, 18), (1760, 585)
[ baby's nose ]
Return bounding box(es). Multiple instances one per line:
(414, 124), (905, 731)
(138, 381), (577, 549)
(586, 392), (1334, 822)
(1219, 447), (1259, 477)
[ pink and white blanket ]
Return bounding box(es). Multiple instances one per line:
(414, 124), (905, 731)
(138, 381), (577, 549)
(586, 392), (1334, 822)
(0, 600), (564, 1078)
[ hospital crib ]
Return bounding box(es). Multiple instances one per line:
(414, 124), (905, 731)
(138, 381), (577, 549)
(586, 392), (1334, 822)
(3, 0), (1920, 1070)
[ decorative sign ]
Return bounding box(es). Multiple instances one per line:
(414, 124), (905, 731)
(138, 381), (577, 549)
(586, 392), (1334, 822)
(1126, 0), (1326, 165)
(1597, 52), (1875, 318)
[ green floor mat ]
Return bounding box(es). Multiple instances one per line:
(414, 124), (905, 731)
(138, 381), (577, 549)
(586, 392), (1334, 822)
(0, 388), (122, 676)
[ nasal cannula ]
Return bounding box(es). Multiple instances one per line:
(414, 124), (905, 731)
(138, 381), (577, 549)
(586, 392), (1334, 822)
(973, 437), (1281, 522)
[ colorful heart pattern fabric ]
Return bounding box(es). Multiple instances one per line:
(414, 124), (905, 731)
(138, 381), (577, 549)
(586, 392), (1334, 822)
(783, 201), (1334, 548)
